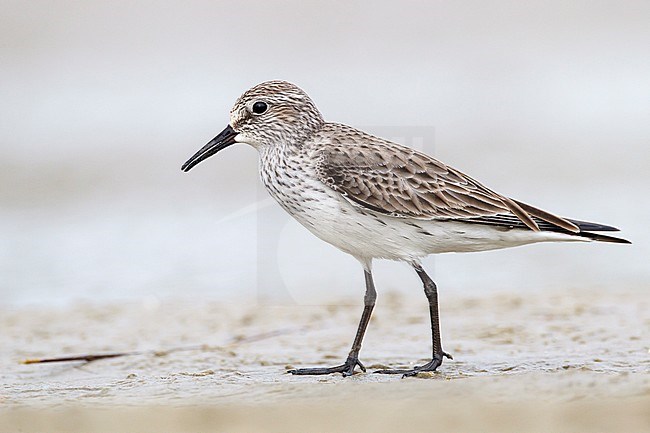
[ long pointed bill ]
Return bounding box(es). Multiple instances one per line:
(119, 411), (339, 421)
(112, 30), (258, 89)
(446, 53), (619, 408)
(181, 125), (238, 172)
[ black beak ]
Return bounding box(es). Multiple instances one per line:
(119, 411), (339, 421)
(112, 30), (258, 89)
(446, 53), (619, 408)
(181, 125), (238, 172)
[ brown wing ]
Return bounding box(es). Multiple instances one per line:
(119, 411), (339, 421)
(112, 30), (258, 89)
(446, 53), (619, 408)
(316, 126), (579, 233)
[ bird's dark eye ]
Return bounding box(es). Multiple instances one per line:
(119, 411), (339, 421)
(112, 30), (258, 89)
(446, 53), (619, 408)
(252, 101), (268, 114)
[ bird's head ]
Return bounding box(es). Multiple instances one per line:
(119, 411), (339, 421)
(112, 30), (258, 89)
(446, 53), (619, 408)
(182, 80), (324, 172)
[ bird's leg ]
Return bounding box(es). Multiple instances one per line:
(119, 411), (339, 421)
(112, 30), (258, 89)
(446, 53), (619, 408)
(375, 263), (452, 377)
(289, 270), (376, 376)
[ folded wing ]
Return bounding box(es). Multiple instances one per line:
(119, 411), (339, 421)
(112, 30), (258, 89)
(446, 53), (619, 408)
(316, 125), (581, 233)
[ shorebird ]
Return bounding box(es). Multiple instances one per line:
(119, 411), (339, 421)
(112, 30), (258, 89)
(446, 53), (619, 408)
(182, 80), (629, 377)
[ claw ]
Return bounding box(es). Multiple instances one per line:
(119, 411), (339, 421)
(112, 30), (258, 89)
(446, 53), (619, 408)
(373, 352), (451, 377)
(288, 356), (366, 376)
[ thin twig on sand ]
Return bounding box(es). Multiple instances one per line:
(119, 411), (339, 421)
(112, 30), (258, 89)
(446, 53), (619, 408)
(22, 327), (303, 365)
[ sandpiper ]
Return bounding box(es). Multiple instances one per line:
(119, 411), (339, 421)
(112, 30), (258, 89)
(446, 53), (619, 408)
(182, 80), (629, 377)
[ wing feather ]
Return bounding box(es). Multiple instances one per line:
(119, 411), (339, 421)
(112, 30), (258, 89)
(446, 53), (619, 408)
(316, 124), (579, 233)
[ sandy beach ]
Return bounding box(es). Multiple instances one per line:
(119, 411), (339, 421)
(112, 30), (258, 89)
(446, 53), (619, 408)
(2, 286), (648, 432)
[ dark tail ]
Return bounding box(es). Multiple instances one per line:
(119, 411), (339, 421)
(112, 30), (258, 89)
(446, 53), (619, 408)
(466, 199), (631, 244)
(567, 218), (620, 232)
(575, 231), (631, 244)
(512, 199), (631, 244)
(566, 218), (631, 244)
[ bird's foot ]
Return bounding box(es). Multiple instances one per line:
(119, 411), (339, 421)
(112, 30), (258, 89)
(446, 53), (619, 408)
(288, 355), (365, 377)
(374, 351), (452, 378)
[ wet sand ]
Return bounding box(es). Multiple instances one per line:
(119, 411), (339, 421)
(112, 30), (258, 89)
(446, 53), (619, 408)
(1, 287), (649, 432)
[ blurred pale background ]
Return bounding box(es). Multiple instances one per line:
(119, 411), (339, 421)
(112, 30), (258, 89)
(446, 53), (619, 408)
(1, 0), (649, 306)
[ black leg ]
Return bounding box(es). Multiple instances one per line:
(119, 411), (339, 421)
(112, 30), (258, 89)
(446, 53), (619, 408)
(375, 263), (452, 376)
(289, 269), (376, 376)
